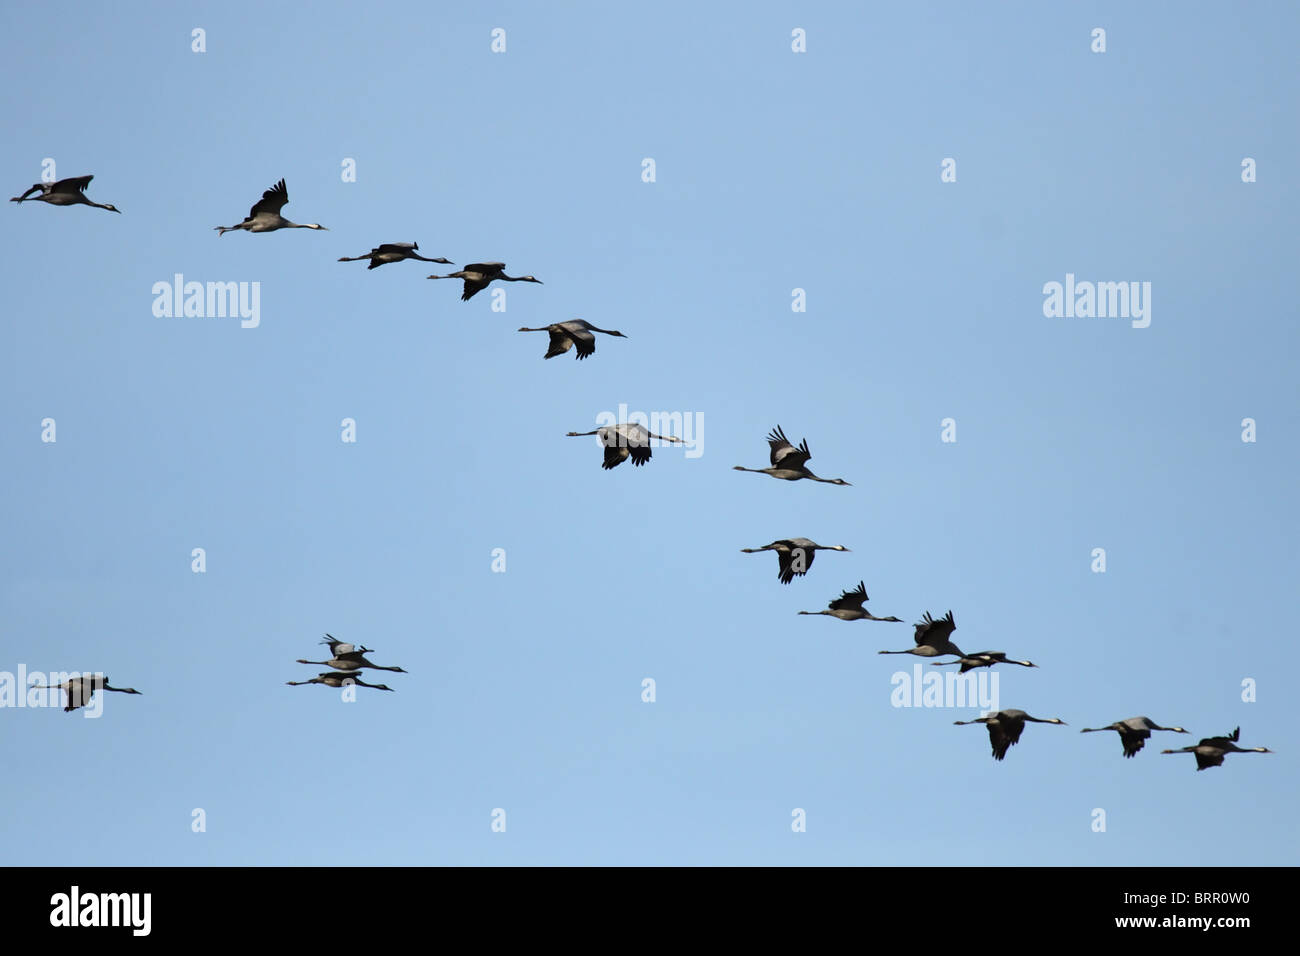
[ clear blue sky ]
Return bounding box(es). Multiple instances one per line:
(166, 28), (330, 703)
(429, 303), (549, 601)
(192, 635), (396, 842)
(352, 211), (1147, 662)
(1, 1), (1295, 865)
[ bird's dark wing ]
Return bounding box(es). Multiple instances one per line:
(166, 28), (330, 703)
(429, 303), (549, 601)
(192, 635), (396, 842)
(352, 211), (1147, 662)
(543, 328), (576, 359)
(628, 445), (652, 466)
(1120, 727), (1150, 758)
(463, 262), (505, 275)
(601, 444), (629, 470)
(767, 425), (812, 469)
(564, 326), (596, 359)
(1199, 729), (1240, 748)
(375, 243), (415, 255)
(461, 278), (490, 301)
(1194, 748), (1225, 770)
(913, 611), (955, 647)
(1001, 716), (1026, 748)
(777, 550), (795, 584)
(828, 581), (868, 612)
(987, 722), (1012, 761)
(249, 178), (289, 218)
(12, 182), (49, 200)
(779, 545), (814, 584)
(915, 610), (956, 647)
(52, 176), (93, 195)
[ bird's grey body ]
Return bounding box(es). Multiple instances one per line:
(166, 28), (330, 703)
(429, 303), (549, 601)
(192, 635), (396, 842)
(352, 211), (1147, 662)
(566, 422), (682, 469)
(287, 671), (394, 691)
(797, 581), (902, 621)
(339, 242), (452, 269)
(1080, 716), (1188, 758)
(954, 709), (1066, 761)
(741, 538), (850, 585)
(734, 425), (850, 485)
(428, 262), (542, 300)
(10, 175), (119, 213)
(28, 674), (141, 712)
(879, 610), (964, 658)
(215, 178), (327, 234)
(932, 651), (1036, 673)
(519, 320), (626, 360)
(294, 653), (407, 673)
(1161, 727), (1272, 770)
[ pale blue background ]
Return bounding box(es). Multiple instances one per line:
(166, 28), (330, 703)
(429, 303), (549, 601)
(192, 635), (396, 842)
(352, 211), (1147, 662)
(1, 1), (1295, 865)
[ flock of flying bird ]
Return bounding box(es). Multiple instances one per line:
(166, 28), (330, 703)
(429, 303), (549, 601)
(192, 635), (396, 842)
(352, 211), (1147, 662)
(12, 173), (1274, 773)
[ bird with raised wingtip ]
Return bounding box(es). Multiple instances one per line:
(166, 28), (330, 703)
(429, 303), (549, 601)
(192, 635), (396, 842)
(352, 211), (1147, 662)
(10, 175), (119, 213)
(215, 178), (327, 235)
(734, 425), (850, 485)
(1161, 727), (1272, 771)
(797, 581), (902, 621)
